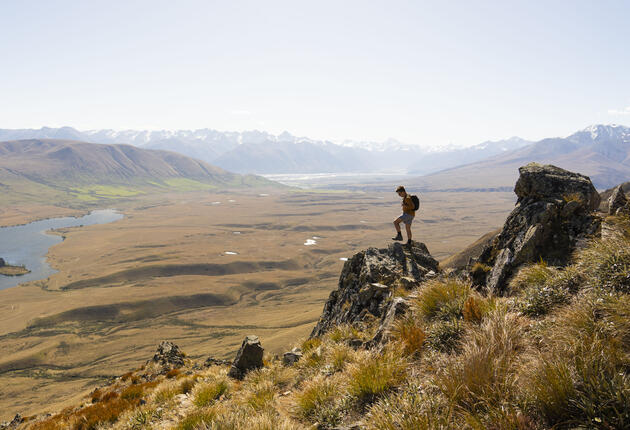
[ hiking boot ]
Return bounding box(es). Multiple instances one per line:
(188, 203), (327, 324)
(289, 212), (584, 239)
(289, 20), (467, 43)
(392, 232), (403, 241)
(406, 239), (413, 246)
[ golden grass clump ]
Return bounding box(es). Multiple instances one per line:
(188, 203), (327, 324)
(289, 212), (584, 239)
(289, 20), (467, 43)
(348, 347), (408, 405)
(391, 315), (426, 357)
(192, 376), (231, 407)
(576, 231), (630, 293)
(294, 374), (348, 426)
(524, 293), (630, 428)
(175, 409), (217, 430)
(436, 310), (527, 415)
(325, 324), (363, 343)
(414, 278), (471, 321)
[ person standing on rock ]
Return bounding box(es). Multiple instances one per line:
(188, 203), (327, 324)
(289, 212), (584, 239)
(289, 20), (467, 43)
(392, 185), (415, 245)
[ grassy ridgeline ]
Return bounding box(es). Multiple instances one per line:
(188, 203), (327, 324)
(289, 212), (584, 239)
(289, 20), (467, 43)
(26, 215), (630, 430)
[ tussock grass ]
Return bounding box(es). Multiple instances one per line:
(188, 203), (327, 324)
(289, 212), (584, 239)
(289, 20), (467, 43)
(576, 231), (630, 293)
(176, 409), (217, 430)
(193, 377), (230, 407)
(392, 315), (426, 356)
(366, 385), (454, 430)
(348, 348), (408, 405)
(294, 375), (348, 425)
(436, 310), (527, 414)
(414, 278), (471, 321)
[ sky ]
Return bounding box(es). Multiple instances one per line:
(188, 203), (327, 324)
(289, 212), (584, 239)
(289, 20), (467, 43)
(1, 0), (629, 148)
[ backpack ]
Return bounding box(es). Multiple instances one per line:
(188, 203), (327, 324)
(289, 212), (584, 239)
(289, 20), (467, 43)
(410, 195), (420, 211)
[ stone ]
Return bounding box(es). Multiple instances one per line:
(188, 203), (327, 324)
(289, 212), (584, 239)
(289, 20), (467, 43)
(282, 347), (303, 365)
(476, 164), (601, 294)
(608, 185), (628, 215)
(228, 335), (264, 379)
(310, 241), (439, 337)
(347, 338), (364, 349)
(152, 341), (185, 368)
(514, 162), (600, 210)
(368, 297), (410, 347)
(204, 357), (231, 367)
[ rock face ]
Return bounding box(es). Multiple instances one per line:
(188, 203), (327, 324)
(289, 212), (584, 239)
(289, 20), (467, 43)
(368, 296), (411, 347)
(152, 341), (185, 368)
(282, 347), (303, 366)
(228, 335), (264, 379)
(608, 185), (629, 215)
(476, 163), (601, 294)
(311, 241), (439, 337)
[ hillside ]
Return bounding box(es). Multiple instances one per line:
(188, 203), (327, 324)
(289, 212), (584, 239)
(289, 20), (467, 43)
(0, 139), (276, 207)
(7, 164), (630, 430)
(409, 124), (630, 190)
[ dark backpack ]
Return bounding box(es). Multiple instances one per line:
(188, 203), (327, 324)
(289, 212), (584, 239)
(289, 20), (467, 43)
(410, 195), (420, 211)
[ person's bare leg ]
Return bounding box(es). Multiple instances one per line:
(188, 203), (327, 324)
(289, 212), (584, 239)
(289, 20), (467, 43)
(405, 223), (412, 244)
(392, 219), (403, 240)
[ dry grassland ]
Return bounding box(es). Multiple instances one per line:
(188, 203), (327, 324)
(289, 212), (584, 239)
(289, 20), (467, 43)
(0, 189), (514, 420)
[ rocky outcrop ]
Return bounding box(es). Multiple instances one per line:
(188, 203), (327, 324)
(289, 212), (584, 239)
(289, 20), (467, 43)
(0, 414), (23, 429)
(368, 296), (411, 347)
(475, 163), (601, 294)
(608, 185), (629, 215)
(311, 241), (438, 337)
(152, 341), (185, 368)
(282, 347), (303, 365)
(0, 258), (5, 267)
(228, 335), (264, 379)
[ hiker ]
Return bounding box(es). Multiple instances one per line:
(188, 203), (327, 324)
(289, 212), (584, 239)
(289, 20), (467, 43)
(392, 186), (417, 245)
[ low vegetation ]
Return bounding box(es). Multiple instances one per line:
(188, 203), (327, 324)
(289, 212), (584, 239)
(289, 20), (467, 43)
(23, 215), (630, 429)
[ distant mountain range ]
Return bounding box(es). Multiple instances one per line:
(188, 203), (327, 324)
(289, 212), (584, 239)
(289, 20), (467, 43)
(0, 127), (532, 175)
(1, 124), (628, 189)
(409, 124), (630, 190)
(0, 139), (275, 206)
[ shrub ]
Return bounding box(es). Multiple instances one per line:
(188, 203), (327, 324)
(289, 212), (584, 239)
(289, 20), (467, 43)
(120, 384), (144, 401)
(165, 368), (180, 379)
(348, 348), (408, 405)
(415, 279), (471, 321)
(193, 378), (230, 407)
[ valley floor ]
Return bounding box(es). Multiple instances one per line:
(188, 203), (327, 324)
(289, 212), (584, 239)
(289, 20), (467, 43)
(0, 189), (514, 420)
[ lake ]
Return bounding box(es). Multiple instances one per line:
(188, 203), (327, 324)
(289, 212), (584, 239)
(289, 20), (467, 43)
(0, 209), (123, 290)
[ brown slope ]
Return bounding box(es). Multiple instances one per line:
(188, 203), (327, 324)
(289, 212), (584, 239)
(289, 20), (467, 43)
(0, 139), (274, 188)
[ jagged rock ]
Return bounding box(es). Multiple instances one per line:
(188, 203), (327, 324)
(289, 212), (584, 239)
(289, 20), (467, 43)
(514, 163), (600, 211)
(608, 185), (629, 215)
(476, 163), (601, 294)
(310, 241), (439, 337)
(228, 335), (264, 379)
(0, 414), (23, 429)
(347, 338), (364, 349)
(204, 357), (231, 367)
(152, 341), (185, 368)
(368, 296), (410, 347)
(282, 347), (303, 365)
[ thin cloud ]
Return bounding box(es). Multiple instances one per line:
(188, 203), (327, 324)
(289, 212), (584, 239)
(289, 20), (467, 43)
(608, 106), (630, 116)
(229, 109), (252, 116)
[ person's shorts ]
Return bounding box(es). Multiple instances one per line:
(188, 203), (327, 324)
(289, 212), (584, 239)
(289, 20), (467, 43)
(398, 213), (414, 225)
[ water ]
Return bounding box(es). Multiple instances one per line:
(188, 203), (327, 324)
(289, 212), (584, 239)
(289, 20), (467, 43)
(0, 209), (123, 290)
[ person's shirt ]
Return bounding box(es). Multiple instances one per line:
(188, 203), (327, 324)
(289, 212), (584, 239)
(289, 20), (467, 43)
(402, 195), (415, 216)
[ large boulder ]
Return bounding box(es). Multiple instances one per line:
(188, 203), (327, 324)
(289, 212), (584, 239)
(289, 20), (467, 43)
(311, 241), (438, 337)
(608, 185), (629, 215)
(475, 163), (601, 295)
(152, 341), (185, 368)
(228, 335), (264, 379)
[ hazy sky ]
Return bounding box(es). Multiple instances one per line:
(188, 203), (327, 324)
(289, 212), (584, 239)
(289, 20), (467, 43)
(1, 1), (629, 147)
